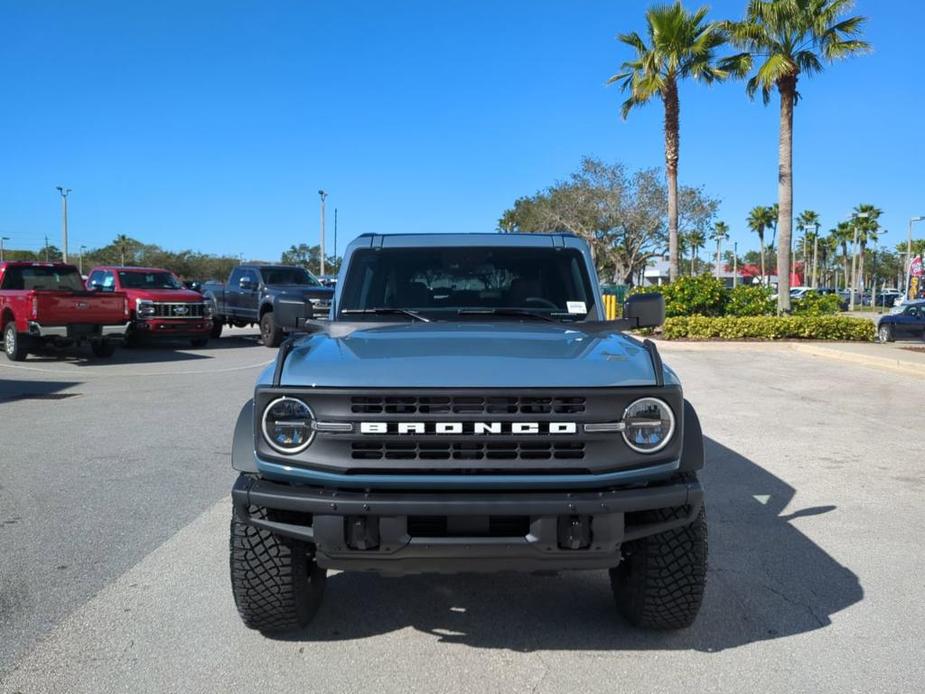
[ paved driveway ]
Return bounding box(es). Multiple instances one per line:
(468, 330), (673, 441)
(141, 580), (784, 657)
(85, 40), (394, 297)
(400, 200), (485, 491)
(1, 338), (922, 693)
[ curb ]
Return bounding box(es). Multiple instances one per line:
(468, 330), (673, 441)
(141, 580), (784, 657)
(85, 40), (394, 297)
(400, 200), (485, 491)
(656, 339), (925, 379)
(788, 343), (925, 378)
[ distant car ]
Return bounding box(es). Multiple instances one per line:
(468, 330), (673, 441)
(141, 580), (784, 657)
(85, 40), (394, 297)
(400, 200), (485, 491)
(876, 300), (925, 342)
(789, 286), (813, 300)
(866, 290), (903, 308)
(86, 266), (213, 348)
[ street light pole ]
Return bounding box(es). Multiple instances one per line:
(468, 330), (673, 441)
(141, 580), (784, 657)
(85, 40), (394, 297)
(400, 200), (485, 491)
(0, 236), (8, 262)
(318, 190), (328, 278)
(56, 186), (72, 262)
(333, 208), (338, 270)
(79, 244), (87, 275)
(906, 216), (925, 300)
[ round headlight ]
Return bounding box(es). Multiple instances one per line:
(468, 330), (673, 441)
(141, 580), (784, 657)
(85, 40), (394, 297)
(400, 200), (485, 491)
(622, 397), (675, 454)
(262, 397), (315, 454)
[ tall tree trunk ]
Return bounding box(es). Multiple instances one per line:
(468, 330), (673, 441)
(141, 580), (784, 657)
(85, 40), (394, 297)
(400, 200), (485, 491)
(663, 79), (680, 283)
(776, 76), (796, 313)
(858, 243), (866, 297)
(842, 244), (849, 290)
(759, 232), (766, 284)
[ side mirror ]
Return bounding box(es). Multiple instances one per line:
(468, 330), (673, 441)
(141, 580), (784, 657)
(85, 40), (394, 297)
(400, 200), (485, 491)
(274, 296), (314, 331)
(623, 293), (665, 328)
(239, 277), (254, 291)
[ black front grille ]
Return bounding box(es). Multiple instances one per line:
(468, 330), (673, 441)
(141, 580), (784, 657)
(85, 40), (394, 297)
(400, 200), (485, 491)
(350, 395), (586, 416)
(151, 303), (205, 318)
(351, 441), (585, 461)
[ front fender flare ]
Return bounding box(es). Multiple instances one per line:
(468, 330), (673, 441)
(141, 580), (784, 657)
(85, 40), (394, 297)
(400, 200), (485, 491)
(678, 399), (704, 473)
(231, 399), (258, 473)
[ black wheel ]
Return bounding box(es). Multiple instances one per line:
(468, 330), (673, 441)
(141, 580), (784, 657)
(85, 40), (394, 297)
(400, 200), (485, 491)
(210, 319), (224, 339)
(877, 323), (893, 343)
(260, 312), (283, 348)
(610, 504), (707, 630)
(90, 340), (116, 358)
(190, 337), (209, 348)
(4, 322), (29, 361)
(230, 504), (326, 633)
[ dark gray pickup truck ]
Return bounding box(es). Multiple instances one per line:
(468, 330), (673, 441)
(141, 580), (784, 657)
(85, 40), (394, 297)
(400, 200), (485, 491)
(203, 264), (333, 347)
(229, 233), (707, 633)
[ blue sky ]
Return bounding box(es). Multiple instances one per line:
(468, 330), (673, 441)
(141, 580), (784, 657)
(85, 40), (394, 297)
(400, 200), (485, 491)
(1, 0), (922, 262)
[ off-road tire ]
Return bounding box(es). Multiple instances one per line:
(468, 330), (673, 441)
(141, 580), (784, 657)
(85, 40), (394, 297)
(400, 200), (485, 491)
(90, 340), (116, 358)
(4, 322), (29, 361)
(190, 337), (209, 348)
(260, 311), (283, 348)
(878, 324), (893, 343)
(610, 504), (707, 630)
(230, 505), (326, 633)
(210, 319), (224, 339)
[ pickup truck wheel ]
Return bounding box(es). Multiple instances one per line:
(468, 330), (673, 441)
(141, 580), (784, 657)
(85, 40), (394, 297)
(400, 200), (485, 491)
(210, 320), (223, 339)
(230, 505), (326, 633)
(610, 504), (707, 630)
(4, 323), (29, 361)
(90, 340), (116, 358)
(260, 312), (283, 348)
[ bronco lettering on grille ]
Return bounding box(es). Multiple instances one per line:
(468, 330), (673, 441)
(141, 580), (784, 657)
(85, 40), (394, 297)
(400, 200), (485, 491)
(359, 422), (577, 435)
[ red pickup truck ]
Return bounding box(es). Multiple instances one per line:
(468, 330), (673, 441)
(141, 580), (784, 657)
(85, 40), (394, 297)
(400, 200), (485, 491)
(86, 266), (213, 347)
(0, 261), (130, 361)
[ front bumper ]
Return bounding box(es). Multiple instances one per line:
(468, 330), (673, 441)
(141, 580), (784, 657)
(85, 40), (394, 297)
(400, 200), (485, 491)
(28, 321), (130, 339)
(133, 319), (211, 337)
(232, 474), (703, 573)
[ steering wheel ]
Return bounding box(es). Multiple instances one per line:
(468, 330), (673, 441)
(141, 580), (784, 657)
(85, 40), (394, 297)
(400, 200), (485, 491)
(523, 297), (558, 309)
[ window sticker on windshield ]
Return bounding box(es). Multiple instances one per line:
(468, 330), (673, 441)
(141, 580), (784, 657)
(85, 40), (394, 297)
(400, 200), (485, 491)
(566, 301), (587, 314)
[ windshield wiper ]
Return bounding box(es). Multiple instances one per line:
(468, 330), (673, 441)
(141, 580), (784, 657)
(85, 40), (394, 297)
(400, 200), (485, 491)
(455, 308), (568, 323)
(341, 308), (431, 322)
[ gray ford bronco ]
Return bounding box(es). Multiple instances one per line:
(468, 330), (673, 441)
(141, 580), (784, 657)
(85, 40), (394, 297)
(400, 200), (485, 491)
(229, 233), (707, 633)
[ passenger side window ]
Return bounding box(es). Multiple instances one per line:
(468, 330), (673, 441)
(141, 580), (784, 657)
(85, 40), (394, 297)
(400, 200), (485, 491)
(246, 269), (260, 286)
(229, 268), (244, 286)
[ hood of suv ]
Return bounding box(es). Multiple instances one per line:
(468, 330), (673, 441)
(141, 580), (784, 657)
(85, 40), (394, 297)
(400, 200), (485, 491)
(276, 322), (667, 388)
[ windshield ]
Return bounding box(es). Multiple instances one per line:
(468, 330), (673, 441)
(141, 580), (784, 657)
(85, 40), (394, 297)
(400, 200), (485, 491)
(118, 271), (183, 289)
(1, 265), (85, 291)
(339, 246), (596, 321)
(260, 267), (322, 286)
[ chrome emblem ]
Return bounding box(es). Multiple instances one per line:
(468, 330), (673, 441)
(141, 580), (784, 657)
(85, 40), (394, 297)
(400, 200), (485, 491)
(173, 305), (189, 316)
(74, 302), (89, 309)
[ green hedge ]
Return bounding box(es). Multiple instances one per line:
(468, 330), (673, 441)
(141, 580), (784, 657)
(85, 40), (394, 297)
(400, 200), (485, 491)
(726, 285), (776, 316)
(660, 315), (874, 341)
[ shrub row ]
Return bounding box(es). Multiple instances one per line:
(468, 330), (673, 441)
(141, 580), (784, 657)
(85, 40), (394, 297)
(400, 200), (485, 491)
(660, 315), (874, 342)
(632, 276), (841, 317)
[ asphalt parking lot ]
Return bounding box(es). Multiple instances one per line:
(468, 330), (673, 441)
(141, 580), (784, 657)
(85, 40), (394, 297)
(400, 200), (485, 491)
(1, 333), (923, 693)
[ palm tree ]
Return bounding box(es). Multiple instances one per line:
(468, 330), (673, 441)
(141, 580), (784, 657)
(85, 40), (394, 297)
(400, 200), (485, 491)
(830, 222), (853, 290)
(852, 203), (882, 297)
(723, 0), (869, 313)
(747, 205), (775, 283)
(796, 209), (821, 286)
(712, 221), (730, 277)
(687, 229), (706, 274)
(115, 234), (131, 266)
(610, 2), (727, 283)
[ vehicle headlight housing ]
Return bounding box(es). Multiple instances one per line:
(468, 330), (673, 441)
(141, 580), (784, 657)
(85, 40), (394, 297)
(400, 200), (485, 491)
(203, 300), (214, 319)
(622, 397), (675, 454)
(136, 299), (156, 317)
(261, 397), (315, 454)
